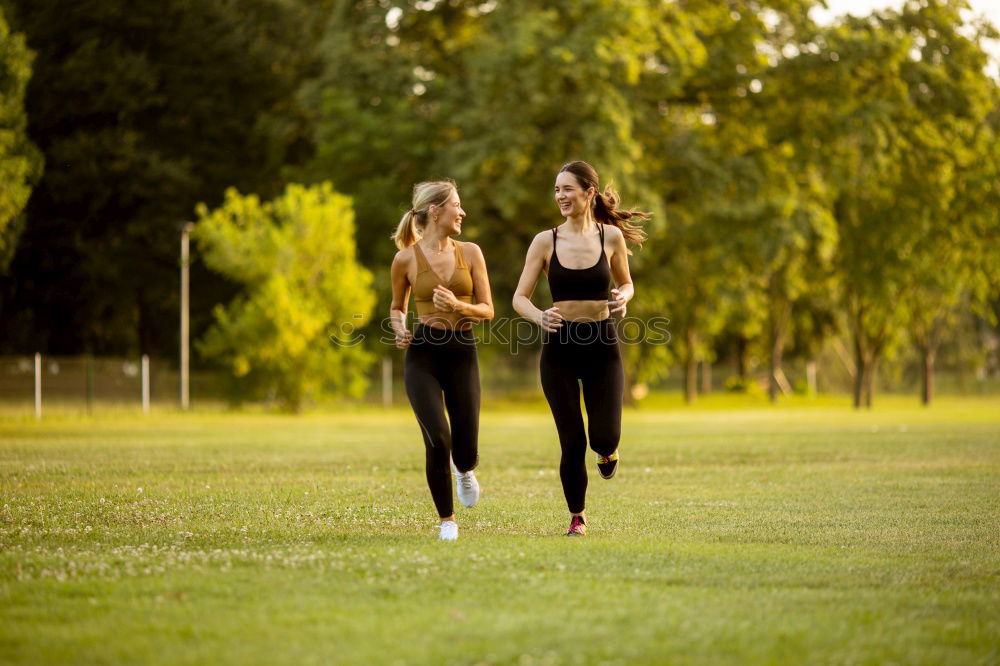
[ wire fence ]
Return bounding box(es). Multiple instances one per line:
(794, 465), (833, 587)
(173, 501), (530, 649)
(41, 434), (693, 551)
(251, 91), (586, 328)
(1, 345), (996, 417)
(0, 355), (224, 414)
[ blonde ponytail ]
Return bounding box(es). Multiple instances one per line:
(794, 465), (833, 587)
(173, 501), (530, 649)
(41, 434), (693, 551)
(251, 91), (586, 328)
(392, 210), (422, 250)
(391, 180), (457, 250)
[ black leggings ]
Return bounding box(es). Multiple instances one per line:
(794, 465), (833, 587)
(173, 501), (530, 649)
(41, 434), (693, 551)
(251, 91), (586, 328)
(540, 318), (624, 514)
(404, 324), (480, 518)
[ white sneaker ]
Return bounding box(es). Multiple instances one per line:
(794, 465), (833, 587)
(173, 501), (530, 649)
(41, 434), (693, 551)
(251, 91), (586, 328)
(454, 468), (480, 508)
(439, 520), (458, 541)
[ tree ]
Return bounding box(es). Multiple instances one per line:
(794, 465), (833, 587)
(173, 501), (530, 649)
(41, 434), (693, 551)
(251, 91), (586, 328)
(193, 183), (375, 411)
(830, 1), (997, 407)
(634, 0), (824, 402)
(748, 99), (839, 402)
(672, 0), (845, 405)
(0, 7), (41, 272)
(762, 0), (999, 407)
(889, 2), (1000, 405)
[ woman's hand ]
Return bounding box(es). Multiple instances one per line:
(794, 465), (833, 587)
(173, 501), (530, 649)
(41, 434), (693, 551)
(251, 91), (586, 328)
(432, 285), (460, 313)
(608, 288), (627, 316)
(394, 326), (413, 349)
(538, 306), (563, 333)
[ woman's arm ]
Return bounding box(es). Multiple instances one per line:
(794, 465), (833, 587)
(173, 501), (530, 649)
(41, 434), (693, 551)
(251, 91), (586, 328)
(432, 242), (494, 321)
(607, 225), (634, 315)
(513, 232), (563, 332)
(389, 250), (413, 348)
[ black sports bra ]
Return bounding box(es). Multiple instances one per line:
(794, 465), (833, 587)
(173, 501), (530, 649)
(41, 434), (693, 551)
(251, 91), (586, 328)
(548, 223), (612, 302)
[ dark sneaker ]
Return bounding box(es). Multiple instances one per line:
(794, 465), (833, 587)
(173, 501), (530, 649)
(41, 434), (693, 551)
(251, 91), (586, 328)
(566, 515), (587, 536)
(596, 451), (619, 479)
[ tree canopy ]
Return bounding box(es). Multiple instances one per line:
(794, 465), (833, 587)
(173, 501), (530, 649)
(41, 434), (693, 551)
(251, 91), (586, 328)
(194, 182), (375, 411)
(2, 0), (997, 405)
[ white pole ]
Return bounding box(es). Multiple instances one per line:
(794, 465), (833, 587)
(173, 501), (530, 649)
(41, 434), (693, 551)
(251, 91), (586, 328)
(180, 222), (193, 410)
(34, 353), (41, 420)
(382, 356), (392, 408)
(142, 354), (150, 414)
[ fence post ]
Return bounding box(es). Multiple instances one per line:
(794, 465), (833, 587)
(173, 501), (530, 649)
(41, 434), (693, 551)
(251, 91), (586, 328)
(142, 355), (150, 414)
(34, 353), (41, 420)
(180, 222), (193, 410)
(382, 356), (392, 408)
(806, 360), (818, 398)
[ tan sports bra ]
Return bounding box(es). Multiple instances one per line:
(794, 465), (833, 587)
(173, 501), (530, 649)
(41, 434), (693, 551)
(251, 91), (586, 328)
(412, 241), (474, 316)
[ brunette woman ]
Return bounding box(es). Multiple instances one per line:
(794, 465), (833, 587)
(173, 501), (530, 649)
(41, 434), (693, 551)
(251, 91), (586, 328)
(512, 161), (649, 536)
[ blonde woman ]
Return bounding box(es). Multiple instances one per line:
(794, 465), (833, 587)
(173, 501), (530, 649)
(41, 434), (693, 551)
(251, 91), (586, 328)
(513, 161), (649, 536)
(390, 180), (494, 541)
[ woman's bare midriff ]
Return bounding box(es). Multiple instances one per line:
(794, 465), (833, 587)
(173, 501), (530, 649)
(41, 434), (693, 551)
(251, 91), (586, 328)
(552, 300), (610, 322)
(419, 312), (475, 330)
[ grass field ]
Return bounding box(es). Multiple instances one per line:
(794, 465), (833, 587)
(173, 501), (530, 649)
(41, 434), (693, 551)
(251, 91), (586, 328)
(2, 396), (999, 664)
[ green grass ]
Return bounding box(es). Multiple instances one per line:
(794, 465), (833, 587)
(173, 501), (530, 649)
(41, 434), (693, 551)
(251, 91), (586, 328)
(2, 397), (999, 664)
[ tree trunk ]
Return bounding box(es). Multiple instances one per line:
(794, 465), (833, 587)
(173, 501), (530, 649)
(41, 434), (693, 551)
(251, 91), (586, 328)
(768, 298), (792, 403)
(853, 340), (866, 409)
(684, 327), (698, 404)
(921, 348), (935, 406)
(863, 356), (877, 408)
(854, 360), (875, 409)
(735, 336), (748, 380)
(768, 345), (783, 403)
(916, 321), (941, 407)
